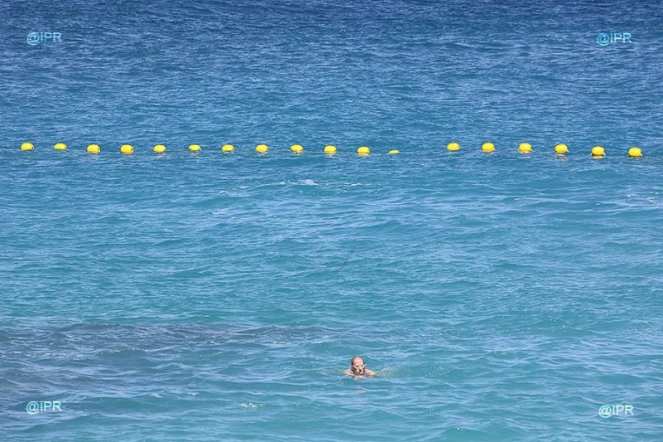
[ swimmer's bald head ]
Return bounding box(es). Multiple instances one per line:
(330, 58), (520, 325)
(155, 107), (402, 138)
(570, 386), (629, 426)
(350, 356), (366, 374)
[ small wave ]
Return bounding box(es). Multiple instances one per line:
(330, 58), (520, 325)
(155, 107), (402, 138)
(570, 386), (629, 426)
(239, 402), (262, 410)
(374, 367), (401, 377)
(298, 179), (318, 186)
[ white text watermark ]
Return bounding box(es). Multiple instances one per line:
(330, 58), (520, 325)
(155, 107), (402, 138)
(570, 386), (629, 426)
(599, 404), (634, 418)
(27, 32), (62, 46)
(26, 401), (63, 414)
(597, 32), (632, 46)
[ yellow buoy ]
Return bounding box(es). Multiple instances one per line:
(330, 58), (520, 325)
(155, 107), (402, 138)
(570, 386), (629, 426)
(291, 144), (304, 154)
(87, 144), (101, 154)
(591, 146), (605, 157)
(21, 142), (34, 151)
(447, 142), (460, 151)
(388, 149), (400, 155)
(357, 146), (370, 155)
(628, 147), (642, 158)
(518, 143), (532, 154)
(221, 144), (235, 153)
(153, 144), (166, 153)
(481, 142), (495, 153)
(120, 144), (134, 155)
(54, 143), (67, 151)
(189, 144), (201, 152)
(554, 144), (568, 155)
(324, 145), (337, 155)
(256, 144), (269, 153)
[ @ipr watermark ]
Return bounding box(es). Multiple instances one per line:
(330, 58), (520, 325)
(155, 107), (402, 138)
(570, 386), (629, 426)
(598, 404), (633, 418)
(27, 32), (62, 46)
(26, 401), (62, 414)
(597, 32), (632, 46)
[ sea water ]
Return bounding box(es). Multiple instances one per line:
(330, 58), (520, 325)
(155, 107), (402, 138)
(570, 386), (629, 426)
(1, 0), (662, 440)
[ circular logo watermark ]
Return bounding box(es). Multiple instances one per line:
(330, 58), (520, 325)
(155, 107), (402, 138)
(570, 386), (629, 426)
(598, 405), (612, 418)
(27, 32), (40, 46)
(25, 401), (40, 414)
(596, 33), (610, 47)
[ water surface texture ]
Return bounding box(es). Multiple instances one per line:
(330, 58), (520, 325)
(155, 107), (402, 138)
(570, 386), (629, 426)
(1, 0), (663, 440)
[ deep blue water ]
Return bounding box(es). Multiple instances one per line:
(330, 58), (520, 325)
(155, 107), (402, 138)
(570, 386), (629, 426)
(1, 0), (663, 440)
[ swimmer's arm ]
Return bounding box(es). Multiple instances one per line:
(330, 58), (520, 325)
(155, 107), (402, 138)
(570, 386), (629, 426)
(344, 369), (353, 376)
(365, 369), (375, 376)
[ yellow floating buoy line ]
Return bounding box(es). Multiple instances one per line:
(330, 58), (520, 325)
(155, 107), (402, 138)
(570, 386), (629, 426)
(518, 143), (532, 154)
(555, 144), (569, 155)
(16, 143), (649, 157)
(591, 146), (605, 157)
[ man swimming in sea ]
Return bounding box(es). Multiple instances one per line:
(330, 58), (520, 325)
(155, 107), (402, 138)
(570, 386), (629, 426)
(344, 356), (375, 377)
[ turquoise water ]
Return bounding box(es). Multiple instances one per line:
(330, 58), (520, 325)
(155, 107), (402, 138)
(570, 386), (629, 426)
(2, 1), (663, 440)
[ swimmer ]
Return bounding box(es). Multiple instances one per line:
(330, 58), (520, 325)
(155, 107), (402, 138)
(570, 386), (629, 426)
(344, 356), (375, 377)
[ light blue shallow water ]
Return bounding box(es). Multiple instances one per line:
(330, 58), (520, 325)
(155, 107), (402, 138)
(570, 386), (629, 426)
(2, 0), (663, 440)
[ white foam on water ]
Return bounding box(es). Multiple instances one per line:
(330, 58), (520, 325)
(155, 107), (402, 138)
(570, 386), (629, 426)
(239, 402), (262, 410)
